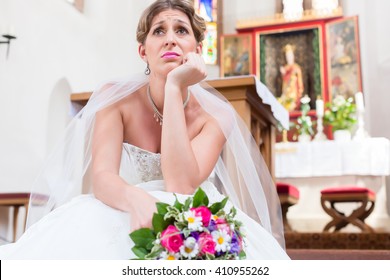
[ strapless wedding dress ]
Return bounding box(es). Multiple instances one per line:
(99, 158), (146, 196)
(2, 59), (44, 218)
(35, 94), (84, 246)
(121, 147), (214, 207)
(0, 143), (289, 260)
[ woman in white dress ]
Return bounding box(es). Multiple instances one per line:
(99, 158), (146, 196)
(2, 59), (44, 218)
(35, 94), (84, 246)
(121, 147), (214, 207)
(0, 0), (289, 260)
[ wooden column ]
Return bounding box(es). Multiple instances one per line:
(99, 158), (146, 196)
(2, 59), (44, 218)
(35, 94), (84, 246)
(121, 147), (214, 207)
(207, 76), (279, 179)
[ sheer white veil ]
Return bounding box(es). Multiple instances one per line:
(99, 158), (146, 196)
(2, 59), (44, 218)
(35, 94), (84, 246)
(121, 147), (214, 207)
(27, 73), (285, 249)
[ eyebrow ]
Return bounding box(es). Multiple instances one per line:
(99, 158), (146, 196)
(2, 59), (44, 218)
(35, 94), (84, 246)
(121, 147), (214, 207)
(152, 19), (191, 28)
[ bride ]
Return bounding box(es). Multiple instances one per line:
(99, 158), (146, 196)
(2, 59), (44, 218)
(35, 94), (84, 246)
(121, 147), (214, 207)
(0, 0), (289, 260)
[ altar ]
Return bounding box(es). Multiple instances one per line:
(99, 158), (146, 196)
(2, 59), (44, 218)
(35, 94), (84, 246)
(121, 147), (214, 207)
(275, 138), (390, 232)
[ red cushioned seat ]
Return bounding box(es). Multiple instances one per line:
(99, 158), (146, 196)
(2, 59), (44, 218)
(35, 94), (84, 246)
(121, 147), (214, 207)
(276, 182), (300, 199)
(320, 186), (376, 233)
(321, 186), (375, 196)
(276, 182), (300, 232)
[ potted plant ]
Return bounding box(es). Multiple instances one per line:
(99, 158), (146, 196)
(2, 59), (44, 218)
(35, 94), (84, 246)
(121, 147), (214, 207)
(323, 95), (357, 141)
(296, 95), (314, 142)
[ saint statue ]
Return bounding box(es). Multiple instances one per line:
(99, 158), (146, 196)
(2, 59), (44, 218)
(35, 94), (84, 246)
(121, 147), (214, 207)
(278, 44), (304, 111)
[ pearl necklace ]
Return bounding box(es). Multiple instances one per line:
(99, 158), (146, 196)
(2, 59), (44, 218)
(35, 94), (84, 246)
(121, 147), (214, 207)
(147, 85), (190, 125)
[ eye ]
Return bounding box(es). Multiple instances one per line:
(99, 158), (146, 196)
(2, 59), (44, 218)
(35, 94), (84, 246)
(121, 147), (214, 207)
(152, 27), (165, 35)
(176, 27), (189, 35)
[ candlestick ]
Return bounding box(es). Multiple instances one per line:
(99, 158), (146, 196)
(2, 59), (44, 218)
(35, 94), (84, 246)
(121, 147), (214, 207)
(353, 110), (368, 140)
(314, 115), (327, 141)
(355, 92), (365, 113)
(316, 98), (324, 117)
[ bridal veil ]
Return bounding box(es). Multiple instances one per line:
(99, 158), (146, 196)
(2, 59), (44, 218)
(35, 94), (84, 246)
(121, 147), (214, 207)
(27, 73), (286, 249)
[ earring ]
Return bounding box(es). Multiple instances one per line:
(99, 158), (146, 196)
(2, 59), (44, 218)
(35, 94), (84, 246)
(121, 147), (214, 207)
(145, 63), (150, 75)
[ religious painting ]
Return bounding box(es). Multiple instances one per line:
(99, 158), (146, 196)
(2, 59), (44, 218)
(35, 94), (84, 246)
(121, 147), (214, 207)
(220, 34), (252, 77)
(256, 25), (325, 113)
(194, 0), (219, 65)
(202, 22), (218, 65)
(326, 16), (362, 100)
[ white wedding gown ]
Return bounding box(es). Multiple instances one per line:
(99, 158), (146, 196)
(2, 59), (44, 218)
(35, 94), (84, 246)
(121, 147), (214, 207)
(0, 143), (289, 260)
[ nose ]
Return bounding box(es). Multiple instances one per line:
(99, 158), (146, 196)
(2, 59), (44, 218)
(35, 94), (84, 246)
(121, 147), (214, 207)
(165, 30), (176, 47)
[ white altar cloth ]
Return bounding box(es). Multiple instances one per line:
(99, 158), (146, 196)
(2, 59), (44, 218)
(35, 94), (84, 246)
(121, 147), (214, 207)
(275, 137), (390, 232)
(276, 137), (390, 178)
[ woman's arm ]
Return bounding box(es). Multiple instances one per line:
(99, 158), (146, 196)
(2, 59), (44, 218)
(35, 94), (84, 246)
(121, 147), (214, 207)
(161, 53), (226, 194)
(91, 104), (158, 230)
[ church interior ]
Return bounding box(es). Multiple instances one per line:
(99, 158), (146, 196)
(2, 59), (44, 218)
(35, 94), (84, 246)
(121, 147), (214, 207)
(0, 0), (390, 260)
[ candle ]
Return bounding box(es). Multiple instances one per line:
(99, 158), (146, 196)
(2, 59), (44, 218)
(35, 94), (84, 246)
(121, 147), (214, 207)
(355, 92), (365, 112)
(316, 98), (324, 117)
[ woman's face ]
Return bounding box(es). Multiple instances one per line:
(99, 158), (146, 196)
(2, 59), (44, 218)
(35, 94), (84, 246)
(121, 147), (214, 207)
(139, 9), (201, 77)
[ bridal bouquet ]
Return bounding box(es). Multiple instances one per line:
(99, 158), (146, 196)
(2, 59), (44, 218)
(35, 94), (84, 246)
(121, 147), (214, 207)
(129, 188), (246, 260)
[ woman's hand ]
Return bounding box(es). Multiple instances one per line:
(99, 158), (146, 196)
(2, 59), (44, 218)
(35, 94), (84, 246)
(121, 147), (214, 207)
(128, 188), (159, 231)
(166, 52), (207, 89)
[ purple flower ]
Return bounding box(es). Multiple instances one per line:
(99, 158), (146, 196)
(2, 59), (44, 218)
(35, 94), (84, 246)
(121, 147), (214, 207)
(207, 219), (217, 232)
(190, 231), (200, 241)
(229, 232), (241, 254)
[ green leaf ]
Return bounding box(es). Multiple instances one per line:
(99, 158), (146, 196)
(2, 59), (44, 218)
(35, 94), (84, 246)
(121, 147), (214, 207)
(183, 197), (192, 211)
(239, 250), (247, 260)
(129, 228), (155, 248)
(156, 202), (170, 215)
(145, 246), (164, 260)
(131, 246), (148, 259)
(152, 213), (167, 233)
(209, 197), (229, 214)
(164, 206), (180, 220)
(192, 187), (209, 207)
(173, 194), (183, 212)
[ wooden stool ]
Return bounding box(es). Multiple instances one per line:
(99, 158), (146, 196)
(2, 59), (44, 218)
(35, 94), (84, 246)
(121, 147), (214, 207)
(321, 186), (376, 233)
(0, 192), (47, 242)
(276, 182), (300, 232)
(0, 193), (31, 242)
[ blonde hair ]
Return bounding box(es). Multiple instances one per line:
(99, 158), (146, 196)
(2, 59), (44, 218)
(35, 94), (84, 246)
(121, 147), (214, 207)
(136, 0), (206, 44)
(283, 44), (296, 53)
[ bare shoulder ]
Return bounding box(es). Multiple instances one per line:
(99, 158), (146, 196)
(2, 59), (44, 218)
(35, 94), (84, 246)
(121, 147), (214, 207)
(95, 88), (142, 120)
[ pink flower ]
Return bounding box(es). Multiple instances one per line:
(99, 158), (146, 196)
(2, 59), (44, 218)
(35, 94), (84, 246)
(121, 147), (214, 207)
(160, 225), (183, 253)
(191, 206), (212, 227)
(198, 232), (216, 255)
(215, 218), (231, 235)
(215, 217), (226, 225)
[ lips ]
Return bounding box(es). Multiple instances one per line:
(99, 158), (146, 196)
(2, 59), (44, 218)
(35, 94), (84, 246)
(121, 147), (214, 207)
(161, 52), (180, 59)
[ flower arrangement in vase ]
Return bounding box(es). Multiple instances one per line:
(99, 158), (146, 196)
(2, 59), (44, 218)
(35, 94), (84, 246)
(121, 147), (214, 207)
(296, 95), (314, 142)
(323, 95), (357, 141)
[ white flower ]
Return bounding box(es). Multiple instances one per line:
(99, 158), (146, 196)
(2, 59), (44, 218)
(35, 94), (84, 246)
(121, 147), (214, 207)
(159, 251), (180, 260)
(212, 230), (231, 252)
(183, 210), (202, 231)
(300, 95), (311, 104)
(333, 95), (346, 107)
(179, 237), (199, 259)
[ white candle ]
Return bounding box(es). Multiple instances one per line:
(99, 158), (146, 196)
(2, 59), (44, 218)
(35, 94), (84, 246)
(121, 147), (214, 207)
(355, 92), (365, 112)
(316, 99), (324, 117)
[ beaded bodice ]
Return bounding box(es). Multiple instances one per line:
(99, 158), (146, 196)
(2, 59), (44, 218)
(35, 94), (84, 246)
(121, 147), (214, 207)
(120, 143), (163, 185)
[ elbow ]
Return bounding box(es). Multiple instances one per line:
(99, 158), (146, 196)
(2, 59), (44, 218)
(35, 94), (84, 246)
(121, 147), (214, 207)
(165, 176), (201, 195)
(91, 171), (106, 198)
